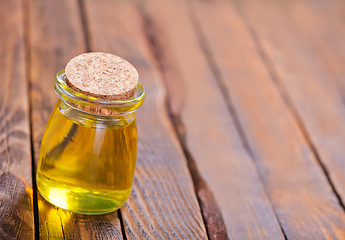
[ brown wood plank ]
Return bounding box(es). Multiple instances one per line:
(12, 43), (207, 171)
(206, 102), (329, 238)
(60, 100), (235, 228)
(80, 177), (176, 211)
(28, 0), (123, 238)
(0, 0), (34, 239)
(190, 0), (345, 238)
(140, 0), (285, 239)
(236, 0), (345, 207)
(296, 0), (345, 94)
(270, 0), (345, 205)
(82, 0), (208, 239)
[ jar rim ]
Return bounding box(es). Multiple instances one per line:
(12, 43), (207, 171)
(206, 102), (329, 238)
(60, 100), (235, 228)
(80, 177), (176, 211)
(55, 69), (145, 115)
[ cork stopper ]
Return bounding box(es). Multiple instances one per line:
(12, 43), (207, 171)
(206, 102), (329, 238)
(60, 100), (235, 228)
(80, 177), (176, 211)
(65, 52), (139, 100)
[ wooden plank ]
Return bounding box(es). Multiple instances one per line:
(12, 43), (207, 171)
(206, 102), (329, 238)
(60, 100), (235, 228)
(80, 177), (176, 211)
(28, 0), (123, 238)
(0, 0), (34, 239)
(273, 0), (345, 204)
(140, 0), (285, 239)
(294, 0), (345, 94)
(190, 0), (345, 238)
(83, 0), (208, 239)
(236, 0), (345, 210)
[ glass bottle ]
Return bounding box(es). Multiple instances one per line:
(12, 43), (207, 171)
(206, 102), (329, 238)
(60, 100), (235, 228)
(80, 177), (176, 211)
(36, 70), (145, 214)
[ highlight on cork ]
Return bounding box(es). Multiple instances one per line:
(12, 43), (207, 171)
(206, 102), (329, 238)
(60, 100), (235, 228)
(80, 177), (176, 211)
(65, 52), (139, 100)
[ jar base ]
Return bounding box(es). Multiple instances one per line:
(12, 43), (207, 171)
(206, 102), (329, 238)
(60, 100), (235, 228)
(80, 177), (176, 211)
(37, 173), (131, 215)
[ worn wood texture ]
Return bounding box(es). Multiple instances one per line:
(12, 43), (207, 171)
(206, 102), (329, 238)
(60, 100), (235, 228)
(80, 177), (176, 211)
(237, 0), (345, 213)
(190, 0), (345, 238)
(140, 0), (285, 239)
(83, 0), (208, 239)
(28, 0), (123, 238)
(0, 0), (34, 239)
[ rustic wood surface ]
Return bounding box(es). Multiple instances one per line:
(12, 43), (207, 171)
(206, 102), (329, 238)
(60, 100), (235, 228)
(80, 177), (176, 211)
(141, 0), (283, 239)
(1, 0), (345, 239)
(191, 0), (345, 239)
(0, 0), (34, 239)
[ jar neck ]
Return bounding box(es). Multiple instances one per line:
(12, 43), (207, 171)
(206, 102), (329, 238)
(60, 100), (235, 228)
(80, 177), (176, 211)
(58, 99), (136, 128)
(55, 70), (145, 114)
(54, 69), (145, 128)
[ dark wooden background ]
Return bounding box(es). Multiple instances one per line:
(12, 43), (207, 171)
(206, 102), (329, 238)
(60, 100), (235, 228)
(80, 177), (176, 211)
(1, 0), (345, 239)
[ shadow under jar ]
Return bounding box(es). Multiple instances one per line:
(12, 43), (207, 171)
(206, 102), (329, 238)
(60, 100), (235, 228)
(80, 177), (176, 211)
(36, 70), (145, 214)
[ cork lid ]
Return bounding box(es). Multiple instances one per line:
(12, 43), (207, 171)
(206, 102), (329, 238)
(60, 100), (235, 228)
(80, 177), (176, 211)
(65, 52), (139, 100)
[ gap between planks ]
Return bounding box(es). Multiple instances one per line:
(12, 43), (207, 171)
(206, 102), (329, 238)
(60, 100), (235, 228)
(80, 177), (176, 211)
(22, 0), (40, 237)
(77, 0), (91, 52)
(135, 3), (228, 240)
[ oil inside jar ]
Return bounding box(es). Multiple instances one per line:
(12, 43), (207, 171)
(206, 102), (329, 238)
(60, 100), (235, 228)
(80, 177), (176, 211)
(37, 101), (137, 214)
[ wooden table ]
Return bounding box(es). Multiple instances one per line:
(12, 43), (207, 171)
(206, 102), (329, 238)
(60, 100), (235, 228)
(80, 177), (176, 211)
(2, 0), (345, 239)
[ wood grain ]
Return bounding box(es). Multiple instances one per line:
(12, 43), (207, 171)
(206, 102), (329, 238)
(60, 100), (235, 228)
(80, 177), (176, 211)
(262, 0), (345, 208)
(83, 0), (208, 238)
(190, 0), (345, 238)
(140, 0), (285, 239)
(28, 0), (123, 238)
(0, 0), (34, 239)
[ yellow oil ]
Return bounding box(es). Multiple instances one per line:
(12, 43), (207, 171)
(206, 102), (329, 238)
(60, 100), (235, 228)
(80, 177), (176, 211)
(37, 102), (137, 214)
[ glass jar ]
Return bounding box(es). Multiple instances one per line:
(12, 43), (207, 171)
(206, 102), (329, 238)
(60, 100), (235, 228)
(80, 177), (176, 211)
(36, 70), (145, 214)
